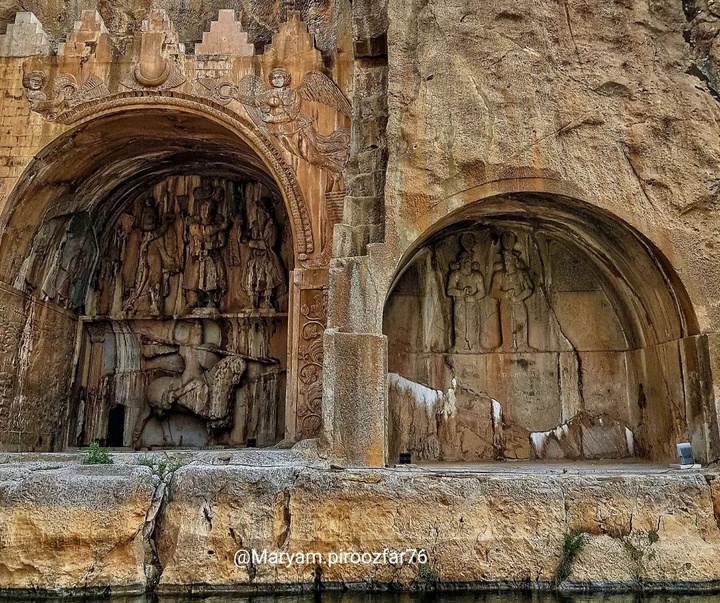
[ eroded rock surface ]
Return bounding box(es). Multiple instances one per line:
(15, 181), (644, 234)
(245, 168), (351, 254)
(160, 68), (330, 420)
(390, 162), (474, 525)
(157, 463), (720, 590)
(0, 458), (719, 593)
(384, 0), (720, 320)
(0, 463), (158, 593)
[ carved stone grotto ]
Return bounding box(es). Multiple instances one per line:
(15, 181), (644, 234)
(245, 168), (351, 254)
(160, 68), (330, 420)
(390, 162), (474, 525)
(384, 199), (710, 463)
(12, 173), (293, 449)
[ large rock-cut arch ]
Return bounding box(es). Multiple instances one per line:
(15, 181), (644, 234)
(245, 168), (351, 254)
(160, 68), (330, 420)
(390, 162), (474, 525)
(0, 104), (310, 451)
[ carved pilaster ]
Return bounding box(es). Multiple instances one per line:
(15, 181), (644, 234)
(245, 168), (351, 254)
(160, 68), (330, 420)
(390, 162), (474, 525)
(286, 268), (328, 441)
(296, 288), (327, 438)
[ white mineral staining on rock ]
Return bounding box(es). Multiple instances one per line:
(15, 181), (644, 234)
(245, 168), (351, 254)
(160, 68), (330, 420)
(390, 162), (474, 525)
(625, 427), (635, 457)
(388, 372), (444, 409)
(530, 415), (636, 460)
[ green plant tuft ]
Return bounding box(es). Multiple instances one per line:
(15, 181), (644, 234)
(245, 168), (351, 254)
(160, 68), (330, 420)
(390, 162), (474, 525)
(622, 531), (658, 581)
(555, 529), (587, 585)
(418, 561), (439, 585)
(82, 442), (113, 465)
(138, 454), (183, 476)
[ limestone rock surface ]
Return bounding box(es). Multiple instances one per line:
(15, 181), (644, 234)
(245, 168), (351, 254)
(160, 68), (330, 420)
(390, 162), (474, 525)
(1, 458), (719, 593)
(383, 0), (720, 336)
(157, 464), (720, 590)
(0, 462), (158, 594)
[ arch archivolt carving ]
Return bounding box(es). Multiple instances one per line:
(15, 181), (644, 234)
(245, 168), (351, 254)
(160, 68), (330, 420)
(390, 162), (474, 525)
(23, 91), (316, 262)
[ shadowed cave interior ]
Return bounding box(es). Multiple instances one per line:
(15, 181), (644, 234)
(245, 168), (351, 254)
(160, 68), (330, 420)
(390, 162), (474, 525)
(0, 110), (295, 450)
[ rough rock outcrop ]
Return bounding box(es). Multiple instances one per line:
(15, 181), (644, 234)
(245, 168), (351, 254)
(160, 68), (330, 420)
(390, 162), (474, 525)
(0, 462), (158, 594)
(1, 456), (719, 594)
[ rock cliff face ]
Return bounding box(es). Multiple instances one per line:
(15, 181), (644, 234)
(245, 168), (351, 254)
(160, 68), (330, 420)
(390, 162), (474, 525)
(384, 0), (720, 284)
(0, 0), (718, 465)
(158, 464), (720, 590)
(371, 0), (720, 468)
(1, 457), (720, 594)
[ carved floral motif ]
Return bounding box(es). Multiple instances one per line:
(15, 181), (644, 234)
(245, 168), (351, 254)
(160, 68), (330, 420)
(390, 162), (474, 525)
(296, 288), (327, 438)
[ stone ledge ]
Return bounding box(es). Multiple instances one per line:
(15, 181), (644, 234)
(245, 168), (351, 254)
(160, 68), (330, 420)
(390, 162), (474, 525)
(0, 457), (719, 595)
(0, 463), (158, 594)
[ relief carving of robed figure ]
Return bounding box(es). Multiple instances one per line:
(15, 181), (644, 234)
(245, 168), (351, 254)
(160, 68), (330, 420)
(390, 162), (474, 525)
(242, 197), (286, 310)
(183, 191), (230, 311)
(446, 231), (536, 354)
(447, 251), (486, 352)
(489, 232), (535, 353)
(123, 196), (177, 315)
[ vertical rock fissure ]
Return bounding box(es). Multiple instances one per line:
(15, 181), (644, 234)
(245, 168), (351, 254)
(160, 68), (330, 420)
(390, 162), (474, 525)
(142, 471), (172, 591)
(707, 475), (720, 530)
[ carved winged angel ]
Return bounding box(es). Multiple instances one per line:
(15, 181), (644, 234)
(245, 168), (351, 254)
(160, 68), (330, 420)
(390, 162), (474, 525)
(235, 68), (351, 191)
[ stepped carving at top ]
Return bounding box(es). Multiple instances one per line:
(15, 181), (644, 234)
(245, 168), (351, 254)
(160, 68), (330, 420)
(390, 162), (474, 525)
(16, 8), (351, 184)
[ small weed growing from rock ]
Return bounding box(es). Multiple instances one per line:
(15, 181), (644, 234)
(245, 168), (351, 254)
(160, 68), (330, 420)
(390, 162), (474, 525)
(138, 455), (155, 469)
(555, 529), (587, 584)
(418, 561), (439, 585)
(82, 442), (113, 465)
(138, 454), (183, 476)
(622, 531), (658, 581)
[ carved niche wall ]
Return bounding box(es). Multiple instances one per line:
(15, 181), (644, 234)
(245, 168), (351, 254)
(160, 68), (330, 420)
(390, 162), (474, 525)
(0, 7), (352, 450)
(384, 215), (704, 463)
(21, 175), (293, 449)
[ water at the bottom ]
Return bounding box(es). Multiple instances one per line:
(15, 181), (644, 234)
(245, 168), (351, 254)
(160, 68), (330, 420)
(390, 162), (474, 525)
(1, 592), (718, 603)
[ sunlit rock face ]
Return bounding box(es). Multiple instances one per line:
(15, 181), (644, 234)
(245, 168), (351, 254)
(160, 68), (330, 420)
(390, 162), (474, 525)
(0, 0), (719, 467)
(0, 462), (158, 593)
(2, 0), (720, 596)
(373, 0), (720, 466)
(0, 0), (349, 57)
(4, 459), (720, 593)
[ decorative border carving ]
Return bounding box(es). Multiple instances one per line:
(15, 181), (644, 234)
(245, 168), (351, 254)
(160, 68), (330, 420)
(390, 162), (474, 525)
(296, 288), (327, 438)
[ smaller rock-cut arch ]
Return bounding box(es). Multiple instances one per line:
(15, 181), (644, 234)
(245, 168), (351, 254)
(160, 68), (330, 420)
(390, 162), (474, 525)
(383, 193), (717, 463)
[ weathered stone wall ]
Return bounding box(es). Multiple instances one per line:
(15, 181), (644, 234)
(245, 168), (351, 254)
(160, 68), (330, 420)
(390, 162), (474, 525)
(324, 0), (720, 465)
(0, 284), (78, 451)
(166, 465), (720, 589)
(0, 1), (353, 452)
(1, 456), (720, 594)
(0, 461), (159, 593)
(0, 0), (719, 466)
(0, 0), (349, 56)
(376, 0), (720, 330)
